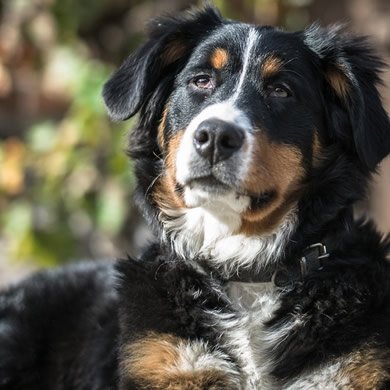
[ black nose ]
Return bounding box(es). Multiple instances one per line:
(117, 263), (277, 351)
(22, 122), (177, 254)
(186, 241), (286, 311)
(193, 119), (244, 164)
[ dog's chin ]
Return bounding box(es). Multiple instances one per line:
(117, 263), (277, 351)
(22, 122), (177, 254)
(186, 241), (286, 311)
(182, 176), (276, 216)
(183, 177), (248, 211)
(186, 177), (229, 197)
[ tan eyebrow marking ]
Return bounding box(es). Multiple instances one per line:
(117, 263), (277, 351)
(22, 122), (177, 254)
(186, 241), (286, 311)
(210, 48), (229, 69)
(261, 55), (282, 78)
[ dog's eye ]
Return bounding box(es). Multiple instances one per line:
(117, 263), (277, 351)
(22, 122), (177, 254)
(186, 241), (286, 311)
(192, 75), (214, 90)
(267, 84), (291, 98)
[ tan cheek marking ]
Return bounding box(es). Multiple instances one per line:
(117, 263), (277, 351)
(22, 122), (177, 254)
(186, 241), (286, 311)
(239, 133), (304, 235)
(337, 347), (390, 389)
(210, 48), (229, 69)
(165, 131), (183, 183)
(261, 55), (282, 79)
(243, 133), (304, 199)
(153, 131), (185, 210)
(158, 104), (169, 150)
(240, 201), (297, 236)
(153, 174), (185, 211)
(312, 130), (323, 168)
(326, 65), (350, 102)
(121, 333), (232, 390)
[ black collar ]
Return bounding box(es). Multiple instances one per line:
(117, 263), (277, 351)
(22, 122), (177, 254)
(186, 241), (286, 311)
(228, 242), (331, 288)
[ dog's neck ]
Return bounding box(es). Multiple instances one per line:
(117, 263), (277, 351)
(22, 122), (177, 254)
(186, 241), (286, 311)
(152, 150), (370, 282)
(160, 205), (298, 280)
(159, 179), (360, 284)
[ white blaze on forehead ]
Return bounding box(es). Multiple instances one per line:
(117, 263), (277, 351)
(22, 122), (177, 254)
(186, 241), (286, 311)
(176, 27), (260, 186)
(231, 27), (259, 103)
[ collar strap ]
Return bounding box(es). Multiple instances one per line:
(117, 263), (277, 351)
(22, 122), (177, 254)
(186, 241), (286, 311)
(228, 242), (330, 288)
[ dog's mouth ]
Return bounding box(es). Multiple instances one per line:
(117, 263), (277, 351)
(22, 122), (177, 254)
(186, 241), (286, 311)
(182, 175), (276, 210)
(187, 176), (230, 194)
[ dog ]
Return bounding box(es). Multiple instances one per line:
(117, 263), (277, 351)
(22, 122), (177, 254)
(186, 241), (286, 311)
(1, 5), (390, 389)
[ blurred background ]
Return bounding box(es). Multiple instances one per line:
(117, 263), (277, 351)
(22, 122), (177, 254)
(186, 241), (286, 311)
(0, 0), (389, 284)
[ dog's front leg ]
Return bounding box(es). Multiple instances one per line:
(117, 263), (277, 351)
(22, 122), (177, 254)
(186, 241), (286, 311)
(115, 257), (241, 389)
(118, 332), (239, 389)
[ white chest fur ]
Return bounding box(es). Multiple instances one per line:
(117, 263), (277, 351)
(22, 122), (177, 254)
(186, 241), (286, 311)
(214, 282), (280, 389)
(216, 283), (348, 390)
(161, 204), (297, 279)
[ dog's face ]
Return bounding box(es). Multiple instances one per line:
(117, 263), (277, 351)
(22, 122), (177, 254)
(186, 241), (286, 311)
(160, 25), (323, 234)
(104, 7), (390, 275)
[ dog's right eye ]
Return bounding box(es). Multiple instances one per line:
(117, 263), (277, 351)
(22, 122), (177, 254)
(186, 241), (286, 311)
(191, 75), (214, 90)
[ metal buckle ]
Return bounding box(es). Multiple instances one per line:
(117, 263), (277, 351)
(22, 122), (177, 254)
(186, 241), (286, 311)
(300, 243), (329, 278)
(272, 242), (330, 287)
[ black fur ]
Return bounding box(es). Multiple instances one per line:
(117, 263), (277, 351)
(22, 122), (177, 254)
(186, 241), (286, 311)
(1, 6), (390, 389)
(268, 222), (390, 379)
(0, 262), (119, 389)
(304, 24), (390, 170)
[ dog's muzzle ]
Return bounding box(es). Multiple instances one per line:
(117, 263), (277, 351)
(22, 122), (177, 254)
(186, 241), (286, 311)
(175, 103), (253, 194)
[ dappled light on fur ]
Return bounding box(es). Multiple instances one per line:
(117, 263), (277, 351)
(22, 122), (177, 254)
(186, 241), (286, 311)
(1, 5), (390, 390)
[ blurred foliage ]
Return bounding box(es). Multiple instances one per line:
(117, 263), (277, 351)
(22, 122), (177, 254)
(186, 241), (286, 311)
(0, 0), (389, 269)
(0, 0), (133, 266)
(0, 56), (132, 265)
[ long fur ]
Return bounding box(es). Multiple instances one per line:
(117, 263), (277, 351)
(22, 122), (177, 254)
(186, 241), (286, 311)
(1, 5), (390, 390)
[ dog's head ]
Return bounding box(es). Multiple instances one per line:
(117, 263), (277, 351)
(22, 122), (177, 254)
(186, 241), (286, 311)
(103, 7), (390, 276)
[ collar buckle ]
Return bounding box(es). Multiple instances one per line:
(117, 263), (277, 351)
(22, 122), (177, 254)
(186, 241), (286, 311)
(272, 242), (330, 288)
(300, 242), (330, 277)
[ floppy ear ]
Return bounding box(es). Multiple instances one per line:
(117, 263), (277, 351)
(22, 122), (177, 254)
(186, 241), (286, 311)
(103, 6), (223, 121)
(304, 24), (390, 170)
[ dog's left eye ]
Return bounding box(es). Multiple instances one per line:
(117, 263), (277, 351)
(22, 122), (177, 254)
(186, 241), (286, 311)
(192, 75), (214, 90)
(267, 84), (291, 98)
